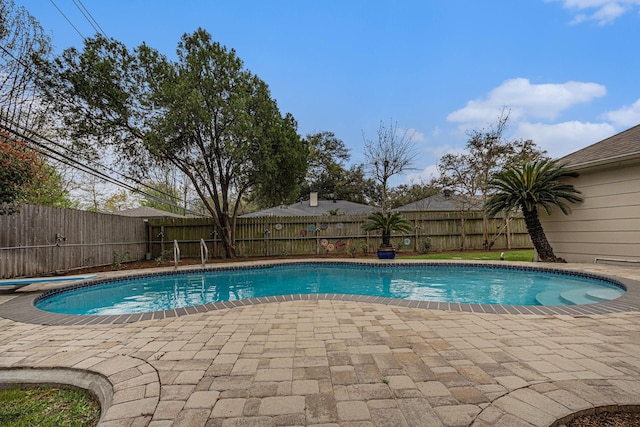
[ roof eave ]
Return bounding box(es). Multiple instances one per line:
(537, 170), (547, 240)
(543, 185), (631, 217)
(565, 151), (640, 171)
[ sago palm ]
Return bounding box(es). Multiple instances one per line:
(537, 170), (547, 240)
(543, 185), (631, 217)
(485, 159), (583, 262)
(362, 211), (413, 248)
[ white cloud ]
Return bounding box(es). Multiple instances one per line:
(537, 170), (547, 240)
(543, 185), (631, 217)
(398, 128), (426, 143)
(447, 78), (606, 125)
(550, 0), (640, 25)
(429, 144), (466, 159)
(514, 121), (615, 158)
(405, 164), (440, 183)
(602, 98), (640, 127)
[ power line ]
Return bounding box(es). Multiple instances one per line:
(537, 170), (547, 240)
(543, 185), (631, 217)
(0, 44), (31, 71)
(72, 0), (108, 38)
(0, 120), (209, 217)
(49, 0), (85, 40)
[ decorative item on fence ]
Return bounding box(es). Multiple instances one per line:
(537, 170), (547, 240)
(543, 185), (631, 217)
(300, 229), (307, 237)
(54, 233), (67, 246)
(335, 240), (346, 251)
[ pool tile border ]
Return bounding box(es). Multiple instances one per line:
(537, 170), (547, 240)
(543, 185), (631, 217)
(3, 260), (640, 325)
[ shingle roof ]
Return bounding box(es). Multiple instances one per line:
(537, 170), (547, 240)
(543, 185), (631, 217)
(396, 193), (483, 211)
(558, 123), (640, 167)
(240, 199), (376, 217)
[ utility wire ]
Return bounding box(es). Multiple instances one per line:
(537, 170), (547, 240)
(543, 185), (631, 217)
(1, 7), (200, 217)
(0, 121), (209, 217)
(2, 116), (162, 198)
(49, 0), (85, 40)
(1, 3), (203, 214)
(20, 132), (207, 217)
(0, 41), (205, 217)
(0, 44), (31, 71)
(72, 0), (108, 38)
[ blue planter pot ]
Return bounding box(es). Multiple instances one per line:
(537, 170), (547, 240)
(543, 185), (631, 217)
(377, 248), (396, 259)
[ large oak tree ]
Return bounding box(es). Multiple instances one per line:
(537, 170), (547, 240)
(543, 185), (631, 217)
(39, 29), (307, 257)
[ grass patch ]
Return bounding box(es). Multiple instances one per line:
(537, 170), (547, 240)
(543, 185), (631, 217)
(403, 249), (535, 262)
(0, 384), (100, 427)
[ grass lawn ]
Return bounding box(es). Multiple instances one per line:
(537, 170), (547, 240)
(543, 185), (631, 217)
(0, 384), (100, 427)
(403, 249), (535, 262)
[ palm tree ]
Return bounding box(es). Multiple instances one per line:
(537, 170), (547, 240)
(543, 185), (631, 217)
(485, 159), (583, 263)
(362, 211), (413, 248)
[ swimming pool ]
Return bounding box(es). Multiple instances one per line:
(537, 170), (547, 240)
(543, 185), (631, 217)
(35, 262), (626, 316)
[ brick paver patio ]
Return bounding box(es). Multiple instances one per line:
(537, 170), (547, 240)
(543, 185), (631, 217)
(0, 260), (639, 426)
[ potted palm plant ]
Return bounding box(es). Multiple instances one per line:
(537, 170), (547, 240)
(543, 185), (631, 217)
(362, 211), (413, 259)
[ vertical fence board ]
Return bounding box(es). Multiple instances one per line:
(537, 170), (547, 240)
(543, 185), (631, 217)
(0, 205), (148, 278)
(148, 211), (531, 259)
(0, 205), (532, 279)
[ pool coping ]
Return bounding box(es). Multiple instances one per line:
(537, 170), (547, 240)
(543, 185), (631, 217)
(3, 259), (640, 325)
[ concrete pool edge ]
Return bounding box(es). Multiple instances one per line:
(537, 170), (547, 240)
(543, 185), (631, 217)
(0, 354), (160, 425)
(3, 259), (640, 325)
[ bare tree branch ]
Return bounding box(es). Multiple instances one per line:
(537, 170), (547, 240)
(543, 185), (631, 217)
(362, 119), (418, 212)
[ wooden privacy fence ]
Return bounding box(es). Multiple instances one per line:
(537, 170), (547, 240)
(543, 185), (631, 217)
(0, 205), (531, 278)
(148, 211), (531, 259)
(0, 204), (147, 278)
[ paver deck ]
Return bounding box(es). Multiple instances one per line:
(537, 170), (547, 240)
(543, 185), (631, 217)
(0, 260), (639, 426)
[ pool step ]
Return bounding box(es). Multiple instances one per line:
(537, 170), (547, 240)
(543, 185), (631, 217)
(585, 288), (625, 301)
(535, 290), (566, 306)
(535, 287), (624, 306)
(560, 287), (625, 305)
(559, 289), (599, 305)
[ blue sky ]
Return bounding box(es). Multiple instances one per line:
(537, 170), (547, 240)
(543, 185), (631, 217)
(16, 0), (640, 184)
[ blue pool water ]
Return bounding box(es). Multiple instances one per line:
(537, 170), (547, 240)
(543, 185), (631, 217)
(35, 263), (626, 316)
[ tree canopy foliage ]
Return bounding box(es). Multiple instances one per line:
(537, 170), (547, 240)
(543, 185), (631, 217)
(436, 111), (548, 248)
(387, 182), (440, 210)
(301, 131), (350, 199)
(0, 0), (51, 130)
(0, 132), (44, 214)
(133, 165), (207, 215)
(21, 162), (76, 209)
(437, 111), (547, 205)
(39, 28), (307, 257)
(299, 131), (377, 204)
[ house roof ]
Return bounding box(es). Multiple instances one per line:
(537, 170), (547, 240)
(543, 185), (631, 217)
(396, 193), (483, 211)
(558, 123), (640, 168)
(113, 207), (186, 218)
(240, 199), (376, 218)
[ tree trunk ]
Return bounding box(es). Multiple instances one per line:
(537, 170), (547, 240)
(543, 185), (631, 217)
(522, 208), (565, 262)
(381, 230), (391, 247)
(218, 214), (236, 258)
